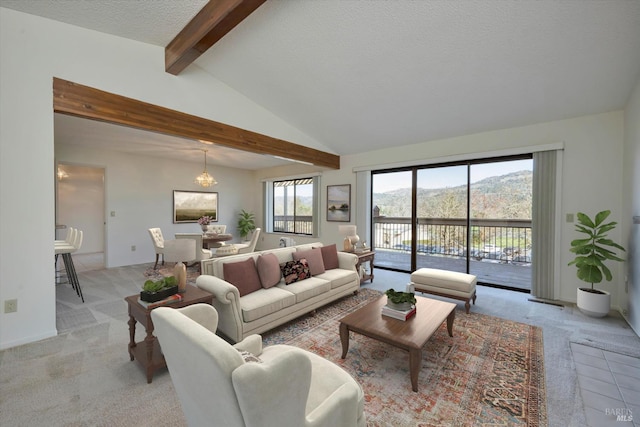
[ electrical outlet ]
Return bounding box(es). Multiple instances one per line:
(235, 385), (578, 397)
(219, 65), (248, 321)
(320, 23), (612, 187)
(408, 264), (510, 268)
(566, 213), (574, 223)
(4, 299), (17, 313)
(131, 245), (136, 251)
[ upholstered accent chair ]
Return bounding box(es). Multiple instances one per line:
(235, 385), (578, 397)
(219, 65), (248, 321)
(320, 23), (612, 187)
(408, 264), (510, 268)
(232, 228), (261, 254)
(175, 233), (212, 261)
(148, 228), (165, 269)
(151, 304), (365, 427)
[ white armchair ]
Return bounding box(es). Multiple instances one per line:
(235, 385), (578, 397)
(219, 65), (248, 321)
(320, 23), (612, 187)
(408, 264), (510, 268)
(175, 233), (212, 261)
(151, 304), (365, 427)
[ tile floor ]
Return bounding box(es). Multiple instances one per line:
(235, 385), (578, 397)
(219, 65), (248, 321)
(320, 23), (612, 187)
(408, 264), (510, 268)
(572, 342), (639, 426)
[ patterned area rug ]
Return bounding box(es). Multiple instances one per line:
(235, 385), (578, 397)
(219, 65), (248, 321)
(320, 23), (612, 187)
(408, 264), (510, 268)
(263, 289), (547, 427)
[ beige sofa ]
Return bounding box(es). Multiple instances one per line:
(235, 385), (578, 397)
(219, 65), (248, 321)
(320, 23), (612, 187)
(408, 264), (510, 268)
(198, 242), (360, 343)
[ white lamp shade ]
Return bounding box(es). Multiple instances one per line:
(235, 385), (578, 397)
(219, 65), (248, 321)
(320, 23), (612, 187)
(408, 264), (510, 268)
(338, 225), (357, 237)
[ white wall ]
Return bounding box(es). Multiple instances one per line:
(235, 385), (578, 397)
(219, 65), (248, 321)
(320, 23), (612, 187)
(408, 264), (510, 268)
(623, 77), (640, 335)
(0, 8), (330, 349)
(56, 164), (105, 254)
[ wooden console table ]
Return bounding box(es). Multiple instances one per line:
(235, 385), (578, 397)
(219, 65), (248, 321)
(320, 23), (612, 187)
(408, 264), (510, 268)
(352, 250), (375, 284)
(125, 284), (213, 383)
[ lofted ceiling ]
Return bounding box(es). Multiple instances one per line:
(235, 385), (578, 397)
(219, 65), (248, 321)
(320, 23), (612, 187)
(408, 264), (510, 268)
(3, 0), (640, 167)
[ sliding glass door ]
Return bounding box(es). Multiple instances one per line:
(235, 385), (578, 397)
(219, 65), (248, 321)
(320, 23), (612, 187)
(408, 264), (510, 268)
(415, 165), (468, 274)
(371, 156), (533, 291)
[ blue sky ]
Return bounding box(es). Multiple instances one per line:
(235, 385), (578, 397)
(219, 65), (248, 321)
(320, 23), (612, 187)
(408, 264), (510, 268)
(373, 159), (532, 192)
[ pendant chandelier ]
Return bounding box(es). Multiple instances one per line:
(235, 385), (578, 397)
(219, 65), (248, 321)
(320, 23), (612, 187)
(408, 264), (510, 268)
(194, 149), (217, 187)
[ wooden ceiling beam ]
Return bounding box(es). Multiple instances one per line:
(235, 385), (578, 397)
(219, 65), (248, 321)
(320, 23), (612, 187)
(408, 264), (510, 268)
(165, 0), (266, 75)
(52, 78), (339, 169)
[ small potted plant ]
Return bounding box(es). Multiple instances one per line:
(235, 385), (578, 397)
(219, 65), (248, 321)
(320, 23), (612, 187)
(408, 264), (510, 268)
(140, 276), (178, 302)
(385, 288), (417, 311)
(237, 209), (256, 241)
(568, 210), (626, 317)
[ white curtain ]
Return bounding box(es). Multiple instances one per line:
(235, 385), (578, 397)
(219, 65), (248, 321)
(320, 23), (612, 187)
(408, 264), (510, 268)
(531, 150), (559, 299)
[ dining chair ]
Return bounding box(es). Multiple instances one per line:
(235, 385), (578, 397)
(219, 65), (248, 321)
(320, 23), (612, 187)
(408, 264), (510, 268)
(148, 228), (166, 269)
(232, 228), (261, 254)
(175, 233), (212, 261)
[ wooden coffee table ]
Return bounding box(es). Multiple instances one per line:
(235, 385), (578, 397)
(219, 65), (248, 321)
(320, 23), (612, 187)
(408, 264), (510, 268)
(339, 295), (456, 392)
(125, 284), (213, 383)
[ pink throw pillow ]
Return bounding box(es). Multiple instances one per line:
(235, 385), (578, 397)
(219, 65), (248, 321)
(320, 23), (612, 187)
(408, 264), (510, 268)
(257, 253), (281, 288)
(318, 244), (339, 270)
(223, 258), (262, 297)
(293, 248), (326, 276)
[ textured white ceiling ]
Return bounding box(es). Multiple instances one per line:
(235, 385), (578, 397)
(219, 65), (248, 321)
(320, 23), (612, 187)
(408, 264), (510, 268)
(3, 0), (640, 162)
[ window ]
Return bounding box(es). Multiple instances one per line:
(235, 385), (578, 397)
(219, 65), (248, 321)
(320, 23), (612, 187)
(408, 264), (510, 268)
(265, 176), (319, 236)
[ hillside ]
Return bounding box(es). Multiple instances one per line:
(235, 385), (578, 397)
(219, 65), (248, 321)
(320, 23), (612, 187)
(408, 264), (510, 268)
(373, 170), (532, 219)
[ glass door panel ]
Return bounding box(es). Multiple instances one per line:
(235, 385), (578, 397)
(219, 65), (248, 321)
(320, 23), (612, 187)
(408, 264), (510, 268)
(372, 171), (412, 271)
(468, 159), (533, 290)
(415, 166), (468, 273)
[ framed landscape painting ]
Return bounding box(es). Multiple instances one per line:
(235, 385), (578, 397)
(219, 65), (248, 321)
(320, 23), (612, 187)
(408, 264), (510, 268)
(327, 184), (350, 222)
(173, 190), (218, 223)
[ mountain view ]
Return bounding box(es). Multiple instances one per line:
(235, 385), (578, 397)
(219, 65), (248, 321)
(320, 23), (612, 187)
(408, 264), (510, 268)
(373, 170), (532, 219)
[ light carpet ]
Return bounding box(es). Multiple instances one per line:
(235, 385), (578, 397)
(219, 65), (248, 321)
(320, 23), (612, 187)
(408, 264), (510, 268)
(263, 288), (547, 427)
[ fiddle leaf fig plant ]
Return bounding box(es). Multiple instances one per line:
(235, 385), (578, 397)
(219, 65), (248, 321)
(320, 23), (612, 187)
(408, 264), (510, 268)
(568, 210), (625, 291)
(237, 209), (256, 240)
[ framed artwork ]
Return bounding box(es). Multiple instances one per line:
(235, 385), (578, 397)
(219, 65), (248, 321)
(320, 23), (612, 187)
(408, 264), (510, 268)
(327, 184), (351, 222)
(173, 190), (218, 223)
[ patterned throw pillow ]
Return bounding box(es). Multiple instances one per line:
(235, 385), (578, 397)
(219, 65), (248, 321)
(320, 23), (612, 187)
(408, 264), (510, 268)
(280, 259), (311, 285)
(237, 349), (262, 363)
(293, 248), (326, 276)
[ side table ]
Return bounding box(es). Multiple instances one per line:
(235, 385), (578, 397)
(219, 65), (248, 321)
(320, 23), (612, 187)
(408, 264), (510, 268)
(354, 250), (375, 284)
(125, 284), (213, 383)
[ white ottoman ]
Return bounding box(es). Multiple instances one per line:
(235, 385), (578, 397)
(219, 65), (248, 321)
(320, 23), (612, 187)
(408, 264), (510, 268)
(410, 268), (477, 313)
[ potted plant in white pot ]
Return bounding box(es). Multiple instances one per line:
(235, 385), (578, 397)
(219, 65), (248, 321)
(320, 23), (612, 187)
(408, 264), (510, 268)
(568, 210), (626, 317)
(237, 209), (256, 241)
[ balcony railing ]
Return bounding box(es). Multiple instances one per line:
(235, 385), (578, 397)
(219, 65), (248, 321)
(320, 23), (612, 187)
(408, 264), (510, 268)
(274, 215), (313, 235)
(372, 216), (532, 263)
(372, 216), (533, 290)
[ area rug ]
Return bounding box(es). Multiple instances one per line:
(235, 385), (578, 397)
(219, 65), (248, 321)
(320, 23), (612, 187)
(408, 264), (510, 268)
(143, 263), (200, 285)
(263, 288), (547, 427)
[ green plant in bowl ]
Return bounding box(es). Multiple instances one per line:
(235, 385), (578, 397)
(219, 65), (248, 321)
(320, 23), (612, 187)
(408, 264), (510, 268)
(143, 276), (177, 293)
(385, 289), (416, 306)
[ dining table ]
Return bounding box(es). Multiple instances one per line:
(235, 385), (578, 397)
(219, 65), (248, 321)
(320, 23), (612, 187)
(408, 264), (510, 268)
(202, 233), (233, 249)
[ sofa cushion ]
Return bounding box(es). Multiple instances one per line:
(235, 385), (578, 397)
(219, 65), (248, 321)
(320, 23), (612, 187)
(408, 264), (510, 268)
(223, 257), (262, 297)
(257, 253), (281, 289)
(276, 277), (331, 303)
(316, 244), (339, 270)
(280, 259), (311, 285)
(240, 287), (296, 322)
(293, 248), (326, 276)
(315, 268), (359, 289)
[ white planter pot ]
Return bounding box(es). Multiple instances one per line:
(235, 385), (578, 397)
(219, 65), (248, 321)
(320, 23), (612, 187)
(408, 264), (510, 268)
(576, 287), (610, 318)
